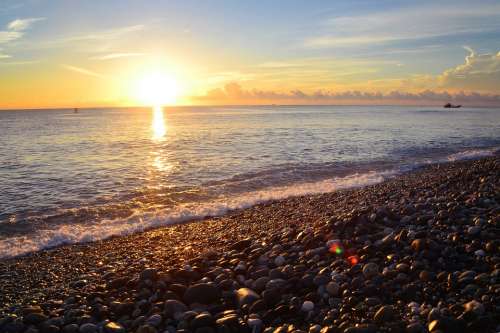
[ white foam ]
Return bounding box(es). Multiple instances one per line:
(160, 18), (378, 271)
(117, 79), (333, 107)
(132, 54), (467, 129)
(0, 169), (397, 258)
(446, 147), (498, 161)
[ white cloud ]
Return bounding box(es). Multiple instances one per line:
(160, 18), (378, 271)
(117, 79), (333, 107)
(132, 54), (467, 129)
(0, 60), (38, 66)
(7, 17), (45, 31)
(305, 3), (500, 48)
(61, 64), (105, 78)
(57, 25), (145, 43)
(257, 61), (300, 68)
(0, 17), (44, 50)
(438, 47), (500, 91)
(90, 52), (146, 60)
(0, 30), (21, 44)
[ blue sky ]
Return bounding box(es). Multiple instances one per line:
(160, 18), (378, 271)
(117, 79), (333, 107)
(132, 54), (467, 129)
(1, 0), (499, 107)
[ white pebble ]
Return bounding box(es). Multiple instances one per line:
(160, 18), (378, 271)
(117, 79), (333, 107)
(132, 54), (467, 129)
(274, 255), (285, 266)
(247, 318), (262, 327)
(474, 249), (485, 256)
(326, 239), (341, 248)
(301, 301), (314, 312)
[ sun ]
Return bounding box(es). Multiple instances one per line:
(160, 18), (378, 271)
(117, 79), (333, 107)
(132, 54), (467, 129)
(134, 72), (179, 106)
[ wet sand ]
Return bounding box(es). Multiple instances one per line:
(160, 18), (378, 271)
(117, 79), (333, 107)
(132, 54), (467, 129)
(0, 156), (499, 333)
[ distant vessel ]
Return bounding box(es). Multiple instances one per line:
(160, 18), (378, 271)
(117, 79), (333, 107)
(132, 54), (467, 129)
(444, 103), (461, 108)
(73, 108), (79, 113)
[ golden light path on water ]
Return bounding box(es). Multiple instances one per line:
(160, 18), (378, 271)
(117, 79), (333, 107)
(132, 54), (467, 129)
(152, 105), (167, 140)
(151, 106), (174, 175)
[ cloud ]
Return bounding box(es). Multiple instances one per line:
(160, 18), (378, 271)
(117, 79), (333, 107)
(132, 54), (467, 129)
(0, 60), (39, 66)
(204, 71), (256, 85)
(258, 61), (300, 68)
(0, 17), (44, 52)
(89, 52), (146, 60)
(305, 3), (500, 48)
(61, 64), (105, 78)
(194, 82), (500, 106)
(0, 30), (21, 44)
(7, 17), (45, 31)
(438, 47), (500, 91)
(0, 47), (10, 58)
(18, 24), (146, 52)
(56, 25), (145, 44)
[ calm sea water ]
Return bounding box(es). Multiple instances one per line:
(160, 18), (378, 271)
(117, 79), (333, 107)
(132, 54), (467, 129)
(1, 105), (499, 257)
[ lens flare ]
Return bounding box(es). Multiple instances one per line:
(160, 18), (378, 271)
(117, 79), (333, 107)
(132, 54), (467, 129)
(329, 243), (344, 255)
(347, 255), (359, 266)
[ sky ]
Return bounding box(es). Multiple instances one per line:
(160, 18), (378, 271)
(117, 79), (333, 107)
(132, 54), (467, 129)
(0, 0), (500, 108)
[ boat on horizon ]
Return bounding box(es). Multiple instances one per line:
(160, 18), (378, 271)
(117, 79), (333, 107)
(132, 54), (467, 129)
(444, 103), (461, 108)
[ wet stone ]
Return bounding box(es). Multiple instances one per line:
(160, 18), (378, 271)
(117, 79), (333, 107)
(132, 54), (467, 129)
(164, 300), (188, 319)
(374, 305), (395, 322)
(362, 263), (379, 279)
(79, 323), (97, 333)
(236, 287), (261, 307)
(24, 312), (48, 325)
(183, 283), (221, 304)
(140, 268), (158, 281)
(135, 325), (157, 333)
(191, 313), (214, 329)
(103, 322), (126, 333)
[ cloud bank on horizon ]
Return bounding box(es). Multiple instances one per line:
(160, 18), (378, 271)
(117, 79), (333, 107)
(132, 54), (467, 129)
(196, 48), (500, 106)
(0, 0), (499, 107)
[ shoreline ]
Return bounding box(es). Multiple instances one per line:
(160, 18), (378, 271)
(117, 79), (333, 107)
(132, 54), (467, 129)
(1, 146), (498, 260)
(1, 156), (499, 332)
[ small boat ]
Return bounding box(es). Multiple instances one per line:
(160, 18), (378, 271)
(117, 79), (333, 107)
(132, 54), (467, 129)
(444, 103), (461, 108)
(73, 108), (79, 113)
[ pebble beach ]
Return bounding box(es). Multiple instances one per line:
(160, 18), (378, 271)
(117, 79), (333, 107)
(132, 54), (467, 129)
(1, 156), (499, 333)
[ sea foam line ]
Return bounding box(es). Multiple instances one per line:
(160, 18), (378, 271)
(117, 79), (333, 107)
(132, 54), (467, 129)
(0, 169), (396, 259)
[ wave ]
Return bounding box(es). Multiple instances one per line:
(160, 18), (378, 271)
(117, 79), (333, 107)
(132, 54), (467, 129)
(0, 169), (397, 259)
(0, 146), (497, 259)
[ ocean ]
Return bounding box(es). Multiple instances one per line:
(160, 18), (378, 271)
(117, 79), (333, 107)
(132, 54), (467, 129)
(0, 105), (499, 258)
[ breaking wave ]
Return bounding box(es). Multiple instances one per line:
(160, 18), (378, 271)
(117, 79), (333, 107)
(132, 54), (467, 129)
(0, 169), (397, 258)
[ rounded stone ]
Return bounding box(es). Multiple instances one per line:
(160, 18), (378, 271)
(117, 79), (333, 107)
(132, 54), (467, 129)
(183, 283), (221, 304)
(326, 282), (339, 296)
(265, 278), (287, 290)
(464, 300), (485, 316)
(140, 268), (158, 281)
(191, 313), (214, 329)
(301, 301), (314, 312)
(247, 318), (262, 328)
(236, 288), (261, 307)
(24, 313), (48, 325)
(146, 314), (162, 327)
(79, 324), (97, 333)
(362, 263), (379, 279)
(164, 299), (188, 319)
(104, 322), (125, 333)
(274, 255), (285, 266)
(63, 324), (79, 333)
(136, 325), (157, 333)
(374, 305), (395, 322)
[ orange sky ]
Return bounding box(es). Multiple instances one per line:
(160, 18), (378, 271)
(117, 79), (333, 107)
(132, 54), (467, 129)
(1, 1), (499, 108)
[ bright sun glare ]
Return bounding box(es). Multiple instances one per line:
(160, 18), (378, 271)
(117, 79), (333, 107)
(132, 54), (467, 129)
(135, 72), (179, 106)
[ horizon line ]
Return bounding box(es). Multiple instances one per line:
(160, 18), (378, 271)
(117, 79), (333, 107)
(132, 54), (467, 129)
(1, 102), (500, 111)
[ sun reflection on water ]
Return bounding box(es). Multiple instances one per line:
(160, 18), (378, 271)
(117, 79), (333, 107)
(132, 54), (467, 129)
(152, 106), (167, 140)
